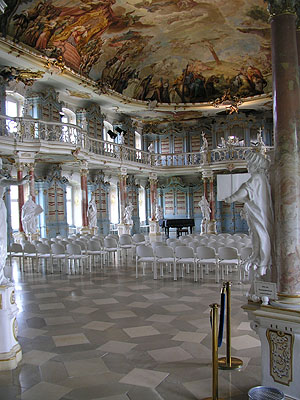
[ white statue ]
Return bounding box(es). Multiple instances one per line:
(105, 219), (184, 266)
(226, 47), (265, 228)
(124, 202), (134, 225)
(0, 160), (29, 285)
(148, 143), (154, 153)
(198, 195), (211, 221)
(224, 151), (273, 276)
(87, 194), (97, 229)
(200, 132), (208, 151)
(21, 195), (43, 236)
(155, 204), (163, 221)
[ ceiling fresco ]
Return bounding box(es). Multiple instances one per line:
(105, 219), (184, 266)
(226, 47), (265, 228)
(2, 0), (271, 104)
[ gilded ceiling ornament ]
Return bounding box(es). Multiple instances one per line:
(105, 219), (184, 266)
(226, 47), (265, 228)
(45, 56), (66, 74)
(0, 66), (44, 86)
(264, 0), (298, 16)
(211, 89), (242, 114)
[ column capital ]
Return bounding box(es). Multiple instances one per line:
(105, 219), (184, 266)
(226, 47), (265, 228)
(149, 172), (158, 181)
(265, 0), (297, 17)
(202, 170), (213, 179)
(120, 166), (127, 177)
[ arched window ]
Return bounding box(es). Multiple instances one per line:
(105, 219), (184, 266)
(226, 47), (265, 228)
(103, 120), (114, 142)
(109, 183), (119, 224)
(138, 186), (146, 224)
(61, 108), (76, 143)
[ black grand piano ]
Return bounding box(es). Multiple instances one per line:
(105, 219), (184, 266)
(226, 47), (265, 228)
(159, 218), (195, 238)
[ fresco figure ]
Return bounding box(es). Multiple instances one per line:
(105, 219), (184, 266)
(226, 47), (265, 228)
(223, 151), (273, 276)
(21, 196), (43, 236)
(0, 160), (29, 285)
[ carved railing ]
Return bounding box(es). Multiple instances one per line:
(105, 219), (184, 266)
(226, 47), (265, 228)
(0, 115), (273, 169)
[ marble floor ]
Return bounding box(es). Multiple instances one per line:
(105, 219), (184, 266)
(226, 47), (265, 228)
(0, 256), (262, 400)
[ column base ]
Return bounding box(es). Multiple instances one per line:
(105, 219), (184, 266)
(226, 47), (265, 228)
(207, 220), (217, 234)
(0, 344), (22, 371)
(0, 285), (22, 371)
(243, 301), (300, 399)
(80, 226), (92, 235)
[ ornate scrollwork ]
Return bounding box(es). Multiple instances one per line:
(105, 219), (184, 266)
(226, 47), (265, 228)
(211, 89), (242, 114)
(266, 329), (293, 386)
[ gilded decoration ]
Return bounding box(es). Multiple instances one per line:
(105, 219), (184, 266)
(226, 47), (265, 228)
(265, 0), (297, 16)
(2, 0), (271, 103)
(10, 290), (15, 305)
(266, 329), (293, 386)
(12, 318), (18, 342)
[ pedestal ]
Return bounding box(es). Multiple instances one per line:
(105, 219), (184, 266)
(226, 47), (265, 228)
(243, 302), (300, 399)
(207, 220), (217, 234)
(0, 285), (22, 370)
(80, 226), (92, 235)
(149, 220), (161, 240)
(118, 223), (132, 236)
(13, 231), (26, 244)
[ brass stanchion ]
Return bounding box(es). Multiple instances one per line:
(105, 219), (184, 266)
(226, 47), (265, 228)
(218, 281), (243, 370)
(202, 303), (224, 400)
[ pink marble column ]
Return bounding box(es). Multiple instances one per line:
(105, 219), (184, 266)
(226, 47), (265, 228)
(269, 6), (300, 297)
(17, 165), (24, 232)
(149, 174), (158, 221)
(209, 177), (215, 221)
(29, 164), (35, 202)
(119, 170), (127, 223)
(80, 168), (88, 228)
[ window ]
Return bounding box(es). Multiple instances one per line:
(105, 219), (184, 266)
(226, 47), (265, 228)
(66, 186), (73, 226)
(110, 184), (119, 224)
(10, 185), (19, 231)
(5, 92), (24, 134)
(135, 131), (142, 160)
(139, 186), (146, 224)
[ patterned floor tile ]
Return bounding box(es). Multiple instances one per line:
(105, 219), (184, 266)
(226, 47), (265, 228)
(82, 321), (115, 331)
(148, 346), (192, 363)
(123, 326), (160, 338)
(52, 333), (90, 347)
(98, 340), (137, 354)
(119, 368), (169, 388)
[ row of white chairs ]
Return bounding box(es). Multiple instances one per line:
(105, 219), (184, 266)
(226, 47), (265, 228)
(136, 244), (252, 283)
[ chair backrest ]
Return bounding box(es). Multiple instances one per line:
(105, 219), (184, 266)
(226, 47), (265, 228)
(197, 246), (216, 259)
(74, 240), (86, 251)
(175, 246), (194, 258)
(66, 243), (81, 255)
(218, 246), (238, 260)
(169, 240), (184, 250)
(188, 241), (199, 253)
(51, 243), (65, 255)
(88, 240), (101, 251)
(33, 240), (43, 246)
(36, 243), (51, 254)
(151, 241), (167, 249)
(104, 237), (118, 248)
(166, 238), (177, 245)
(119, 235), (133, 245)
(132, 233), (145, 244)
(23, 243), (37, 253)
(10, 243), (23, 252)
(155, 245), (174, 258)
(240, 247), (252, 260)
(136, 245), (154, 258)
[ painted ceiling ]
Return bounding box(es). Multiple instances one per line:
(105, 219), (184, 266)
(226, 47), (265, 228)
(2, 0), (271, 105)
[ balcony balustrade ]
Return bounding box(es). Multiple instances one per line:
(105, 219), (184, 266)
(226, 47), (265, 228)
(0, 115), (273, 170)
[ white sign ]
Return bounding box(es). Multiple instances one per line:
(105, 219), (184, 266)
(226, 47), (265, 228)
(254, 281), (277, 300)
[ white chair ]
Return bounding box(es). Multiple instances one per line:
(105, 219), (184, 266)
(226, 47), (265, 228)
(188, 241), (200, 254)
(103, 237), (119, 265)
(155, 245), (176, 280)
(175, 246), (197, 281)
(239, 246), (252, 281)
(66, 243), (88, 274)
(23, 243), (38, 272)
(196, 246), (219, 282)
(87, 239), (106, 269)
(9, 243), (24, 270)
(36, 243), (53, 273)
(218, 246), (241, 283)
(132, 233), (146, 246)
(119, 234), (134, 260)
(136, 245), (157, 279)
(51, 243), (68, 273)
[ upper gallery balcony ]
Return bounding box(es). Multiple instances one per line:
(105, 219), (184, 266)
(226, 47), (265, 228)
(0, 115), (273, 174)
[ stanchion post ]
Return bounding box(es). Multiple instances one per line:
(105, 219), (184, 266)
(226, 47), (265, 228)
(218, 281), (243, 370)
(202, 303), (224, 400)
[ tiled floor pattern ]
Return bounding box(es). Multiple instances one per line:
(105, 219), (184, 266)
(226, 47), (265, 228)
(0, 259), (262, 400)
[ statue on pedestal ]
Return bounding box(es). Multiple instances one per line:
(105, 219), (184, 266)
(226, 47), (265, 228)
(124, 202), (134, 225)
(224, 151), (273, 277)
(155, 204), (163, 221)
(21, 196), (43, 237)
(198, 195), (211, 234)
(87, 194), (97, 230)
(0, 160), (29, 285)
